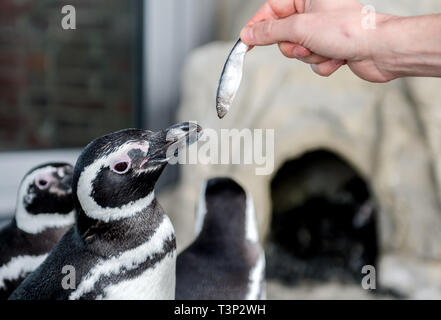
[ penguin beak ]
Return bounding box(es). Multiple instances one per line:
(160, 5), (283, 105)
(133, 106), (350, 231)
(38, 165), (73, 195)
(55, 165), (73, 193)
(164, 121), (203, 148)
(58, 173), (73, 192)
(143, 122), (203, 166)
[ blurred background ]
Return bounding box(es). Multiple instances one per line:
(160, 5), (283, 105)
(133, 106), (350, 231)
(1, 0), (441, 299)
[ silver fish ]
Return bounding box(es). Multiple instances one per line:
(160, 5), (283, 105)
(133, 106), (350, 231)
(216, 39), (249, 119)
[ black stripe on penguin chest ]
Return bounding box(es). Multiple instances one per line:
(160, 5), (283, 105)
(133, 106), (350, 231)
(73, 205), (176, 299)
(0, 277), (27, 299)
(0, 220), (71, 265)
(78, 235), (176, 300)
(77, 202), (164, 254)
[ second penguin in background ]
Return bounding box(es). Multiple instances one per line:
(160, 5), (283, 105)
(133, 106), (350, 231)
(176, 177), (266, 300)
(0, 163), (74, 299)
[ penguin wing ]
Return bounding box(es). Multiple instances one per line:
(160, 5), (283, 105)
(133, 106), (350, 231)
(0, 220), (68, 264)
(0, 220), (69, 299)
(8, 227), (96, 300)
(0, 221), (20, 265)
(0, 221), (27, 299)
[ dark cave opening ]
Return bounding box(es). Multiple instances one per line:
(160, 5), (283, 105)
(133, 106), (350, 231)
(266, 150), (379, 285)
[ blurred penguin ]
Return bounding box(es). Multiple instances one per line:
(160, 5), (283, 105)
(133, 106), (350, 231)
(176, 177), (266, 300)
(0, 163), (74, 299)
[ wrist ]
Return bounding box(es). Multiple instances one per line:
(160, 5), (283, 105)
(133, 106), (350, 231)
(366, 14), (401, 80)
(371, 14), (441, 79)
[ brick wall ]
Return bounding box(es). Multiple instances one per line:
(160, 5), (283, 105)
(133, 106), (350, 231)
(0, 0), (135, 151)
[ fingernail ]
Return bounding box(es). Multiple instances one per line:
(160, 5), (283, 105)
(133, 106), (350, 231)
(243, 26), (254, 43)
(311, 64), (318, 73)
(293, 47), (308, 58)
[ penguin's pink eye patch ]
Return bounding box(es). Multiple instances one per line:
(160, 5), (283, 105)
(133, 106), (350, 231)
(36, 179), (49, 189)
(110, 155), (131, 174)
(34, 171), (56, 190)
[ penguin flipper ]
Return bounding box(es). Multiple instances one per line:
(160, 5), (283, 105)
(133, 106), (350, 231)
(8, 228), (93, 300)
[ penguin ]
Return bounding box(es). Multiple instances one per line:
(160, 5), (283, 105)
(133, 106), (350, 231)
(9, 122), (202, 300)
(0, 163), (75, 299)
(176, 177), (266, 300)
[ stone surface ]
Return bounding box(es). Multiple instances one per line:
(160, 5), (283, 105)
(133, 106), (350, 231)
(170, 41), (441, 257)
(379, 253), (441, 299)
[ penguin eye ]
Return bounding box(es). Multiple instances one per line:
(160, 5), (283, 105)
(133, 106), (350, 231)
(111, 160), (131, 174)
(36, 179), (49, 190)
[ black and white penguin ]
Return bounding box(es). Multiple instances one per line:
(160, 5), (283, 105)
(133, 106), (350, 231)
(176, 177), (266, 300)
(0, 163), (75, 299)
(9, 122), (201, 300)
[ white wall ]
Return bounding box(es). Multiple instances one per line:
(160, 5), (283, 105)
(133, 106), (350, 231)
(144, 0), (217, 131)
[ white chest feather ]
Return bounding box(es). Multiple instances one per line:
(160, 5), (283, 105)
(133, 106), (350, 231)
(245, 251), (266, 300)
(102, 251), (176, 300)
(69, 216), (176, 300)
(0, 254), (48, 289)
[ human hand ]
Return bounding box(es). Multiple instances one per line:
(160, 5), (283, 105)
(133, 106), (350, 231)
(240, 0), (397, 82)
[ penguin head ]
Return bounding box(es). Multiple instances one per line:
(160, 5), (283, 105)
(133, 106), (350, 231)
(195, 177), (259, 243)
(73, 122), (202, 222)
(15, 163), (75, 234)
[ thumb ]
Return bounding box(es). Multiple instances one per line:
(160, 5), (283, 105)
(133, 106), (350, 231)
(240, 15), (306, 46)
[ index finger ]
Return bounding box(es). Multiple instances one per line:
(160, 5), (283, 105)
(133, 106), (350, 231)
(246, 2), (279, 26)
(246, 0), (298, 26)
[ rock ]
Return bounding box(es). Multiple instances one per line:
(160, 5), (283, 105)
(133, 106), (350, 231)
(380, 253), (441, 299)
(171, 42), (441, 259)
